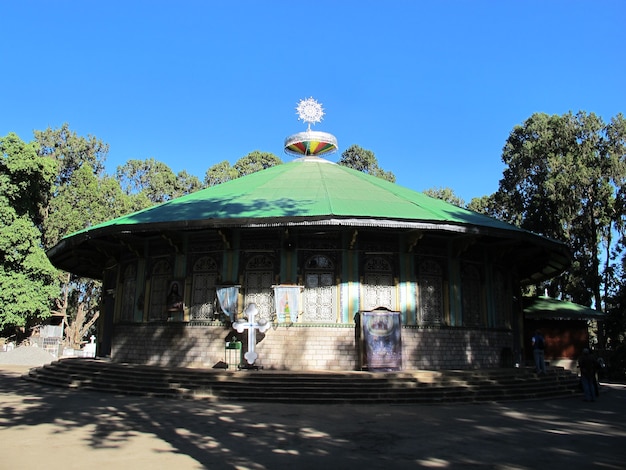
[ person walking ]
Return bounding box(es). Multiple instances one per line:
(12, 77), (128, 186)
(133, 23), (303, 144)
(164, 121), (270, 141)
(532, 330), (547, 374)
(579, 348), (597, 402)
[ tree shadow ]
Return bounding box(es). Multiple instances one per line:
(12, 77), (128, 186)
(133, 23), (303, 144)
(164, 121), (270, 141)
(2, 368), (626, 469)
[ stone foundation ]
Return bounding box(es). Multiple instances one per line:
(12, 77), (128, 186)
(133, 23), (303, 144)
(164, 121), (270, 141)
(111, 323), (513, 371)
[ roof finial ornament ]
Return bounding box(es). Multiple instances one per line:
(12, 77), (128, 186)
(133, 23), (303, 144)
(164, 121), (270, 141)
(285, 97), (338, 158)
(296, 97), (324, 131)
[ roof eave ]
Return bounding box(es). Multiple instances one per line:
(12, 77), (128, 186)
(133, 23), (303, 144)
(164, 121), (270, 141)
(48, 215), (570, 281)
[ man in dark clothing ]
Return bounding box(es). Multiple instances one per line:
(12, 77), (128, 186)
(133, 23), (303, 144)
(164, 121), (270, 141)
(578, 348), (596, 402)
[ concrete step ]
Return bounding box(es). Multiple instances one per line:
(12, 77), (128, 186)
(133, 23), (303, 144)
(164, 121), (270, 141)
(23, 358), (580, 404)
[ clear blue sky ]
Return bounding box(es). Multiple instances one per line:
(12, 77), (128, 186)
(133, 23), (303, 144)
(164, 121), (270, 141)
(2, 0), (625, 203)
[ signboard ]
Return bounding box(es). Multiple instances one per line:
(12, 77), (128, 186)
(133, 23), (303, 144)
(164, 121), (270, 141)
(360, 310), (402, 371)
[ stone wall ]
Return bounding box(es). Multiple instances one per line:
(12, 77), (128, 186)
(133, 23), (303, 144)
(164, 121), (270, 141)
(111, 323), (513, 371)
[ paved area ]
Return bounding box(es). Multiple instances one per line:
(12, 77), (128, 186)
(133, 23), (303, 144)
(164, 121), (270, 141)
(1, 364), (625, 470)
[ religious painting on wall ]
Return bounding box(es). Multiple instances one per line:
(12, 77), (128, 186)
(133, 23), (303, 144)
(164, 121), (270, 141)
(166, 280), (184, 320)
(273, 285), (303, 322)
(360, 309), (402, 371)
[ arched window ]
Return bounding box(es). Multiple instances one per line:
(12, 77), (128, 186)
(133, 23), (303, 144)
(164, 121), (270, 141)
(493, 267), (510, 327)
(418, 258), (443, 325)
(461, 263), (482, 327)
(303, 254), (336, 322)
(148, 259), (172, 321)
(362, 256), (395, 311)
(120, 264), (137, 322)
(190, 256), (218, 320)
(244, 255), (274, 322)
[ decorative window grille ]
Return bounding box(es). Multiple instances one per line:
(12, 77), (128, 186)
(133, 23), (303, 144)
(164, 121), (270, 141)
(418, 258), (443, 325)
(120, 264), (137, 322)
(303, 254), (336, 322)
(493, 267), (510, 327)
(148, 259), (172, 321)
(190, 256), (218, 320)
(461, 263), (482, 327)
(362, 256), (394, 311)
(244, 255), (274, 322)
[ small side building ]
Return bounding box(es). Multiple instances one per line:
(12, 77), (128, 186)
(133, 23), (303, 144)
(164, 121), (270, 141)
(523, 296), (604, 371)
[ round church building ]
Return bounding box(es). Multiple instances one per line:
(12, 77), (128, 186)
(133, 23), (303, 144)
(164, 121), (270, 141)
(47, 103), (570, 371)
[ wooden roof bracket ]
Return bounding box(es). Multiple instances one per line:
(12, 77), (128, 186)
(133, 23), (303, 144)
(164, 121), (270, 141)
(407, 230), (423, 252)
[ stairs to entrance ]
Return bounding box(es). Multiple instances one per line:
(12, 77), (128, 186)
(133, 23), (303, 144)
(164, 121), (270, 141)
(24, 358), (581, 404)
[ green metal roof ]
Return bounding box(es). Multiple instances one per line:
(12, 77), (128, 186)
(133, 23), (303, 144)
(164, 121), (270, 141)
(523, 296), (604, 320)
(48, 156), (571, 280)
(73, 157), (528, 234)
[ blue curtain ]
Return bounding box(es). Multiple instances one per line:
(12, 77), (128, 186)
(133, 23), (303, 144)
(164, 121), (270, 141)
(216, 286), (239, 321)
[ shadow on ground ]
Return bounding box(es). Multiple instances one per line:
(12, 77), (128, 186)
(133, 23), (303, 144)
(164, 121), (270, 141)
(1, 367), (625, 469)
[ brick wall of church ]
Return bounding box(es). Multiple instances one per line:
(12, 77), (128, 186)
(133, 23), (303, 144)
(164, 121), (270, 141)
(111, 323), (514, 371)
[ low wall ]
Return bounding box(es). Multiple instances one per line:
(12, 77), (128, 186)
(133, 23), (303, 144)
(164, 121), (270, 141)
(110, 323), (513, 371)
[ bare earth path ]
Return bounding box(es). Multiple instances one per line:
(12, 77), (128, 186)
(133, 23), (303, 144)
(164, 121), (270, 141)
(1, 364), (625, 470)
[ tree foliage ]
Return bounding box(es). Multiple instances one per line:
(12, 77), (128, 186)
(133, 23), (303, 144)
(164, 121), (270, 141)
(338, 144), (396, 182)
(0, 133), (59, 330)
(466, 194), (505, 219)
(115, 158), (201, 204)
(34, 125), (111, 248)
(204, 151), (282, 187)
(493, 111), (626, 309)
(46, 163), (133, 247)
(174, 169), (203, 198)
(53, 273), (101, 349)
(1, 125), (286, 335)
(0, 133), (57, 226)
(34, 123), (107, 188)
(233, 150), (282, 177)
(423, 187), (465, 207)
(204, 160), (238, 187)
(31, 125), (144, 345)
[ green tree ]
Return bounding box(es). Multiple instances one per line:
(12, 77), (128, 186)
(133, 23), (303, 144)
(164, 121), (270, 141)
(33, 125), (129, 348)
(174, 169), (202, 197)
(0, 214), (59, 331)
(467, 194), (503, 219)
(204, 151), (282, 187)
(423, 187), (465, 207)
(34, 125), (111, 247)
(423, 187), (505, 218)
(35, 123), (107, 188)
(0, 133), (57, 223)
(116, 158), (176, 203)
(233, 151), (282, 177)
(603, 256), (626, 378)
(44, 160), (133, 348)
(493, 111), (626, 309)
(204, 160), (238, 187)
(338, 144), (396, 182)
(46, 163), (132, 248)
(0, 133), (58, 331)
(116, 158), (201, 204)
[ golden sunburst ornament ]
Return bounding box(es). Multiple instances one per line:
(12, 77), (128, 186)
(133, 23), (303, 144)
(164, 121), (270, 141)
(296, 97), (324, 129)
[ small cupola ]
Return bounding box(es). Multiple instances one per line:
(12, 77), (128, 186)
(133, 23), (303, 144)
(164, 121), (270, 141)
(284, 97), (338, 159)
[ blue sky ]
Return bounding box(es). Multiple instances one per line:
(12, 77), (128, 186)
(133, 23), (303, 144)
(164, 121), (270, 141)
(2, 0), (625, 203)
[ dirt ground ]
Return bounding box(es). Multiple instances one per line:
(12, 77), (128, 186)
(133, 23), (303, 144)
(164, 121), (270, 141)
(1, 364), (626, 470)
